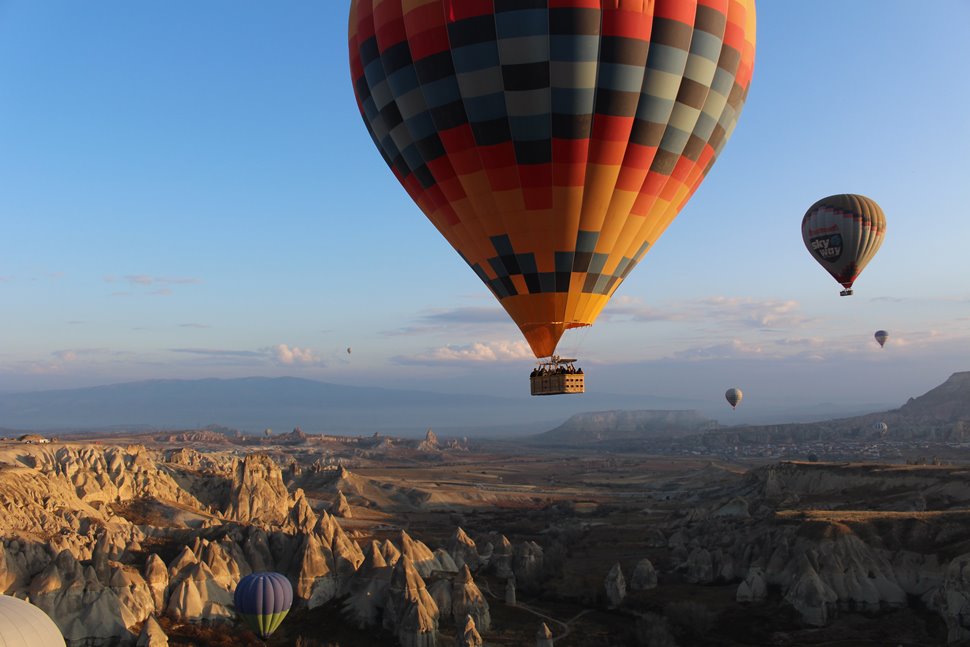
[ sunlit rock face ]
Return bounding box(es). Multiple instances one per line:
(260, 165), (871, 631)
(456, 614), (483, 647)
(225, 454), (291, 525)
(446, 528), (479, 572)
(383, 555), (439, 647)
(343, 541), (391, 628)
(452, 565), (489, 632)
(333, 490), (353, 518)
(136, 615), (169, 647)
(28, 549), (155, 643)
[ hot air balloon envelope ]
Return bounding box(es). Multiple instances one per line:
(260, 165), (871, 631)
(349, 0), (757, 358)
(0, 595), (66, 647)
(874, 330), (888, 348)
(725, 387), (743, 409)
(234, 572), (293, 639)
(802, 194), (885, 296)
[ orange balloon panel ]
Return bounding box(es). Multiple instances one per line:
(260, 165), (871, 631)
(350, 0), (757, 357)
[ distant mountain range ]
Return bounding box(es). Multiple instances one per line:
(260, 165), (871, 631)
(1, 372), (946, 439)
(521, 372), (970, 447)
(0, 376), (696, 436)
(674, 372), (970, 448)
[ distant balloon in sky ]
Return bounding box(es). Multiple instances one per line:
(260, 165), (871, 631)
(234, 572), (293, 639)
(874, 330), (888, 348)
(349, 0), (757, 358)
(802, 194), (886, 296)
(725, 387), (743, 410)
(872, 421), (888, 436)
(0, 595), (66, 647)
(347, 347), (352, 355)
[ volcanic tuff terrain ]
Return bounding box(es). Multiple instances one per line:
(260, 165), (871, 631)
(0, 424), (968, 646)
(1, 373), (970, 645)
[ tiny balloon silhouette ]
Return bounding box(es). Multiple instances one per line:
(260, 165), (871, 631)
(725, 388), (743, 410)
(874, 330), (888, 348)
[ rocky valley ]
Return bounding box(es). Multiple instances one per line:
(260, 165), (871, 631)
(0, 374), (969, 645)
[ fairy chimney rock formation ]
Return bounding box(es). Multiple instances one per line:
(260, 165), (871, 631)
(334, 490), (353, 518)
(418, 429), (440, 452)
(453, 565), (490, 632)
(457, 614), (483, 647)
(284, 488), (318, 534)
(447, 527), (480, 571)
(604, 562), (626, 608)
(536, 622), (554, 647)
(399, 530), (442, 578)
(143, 553), (170, 611)
(737, 566), (767, 603)
(136, 615), (169, 647)
(343, 541), (392, 627)
(630, 558), (657, 591)
(504, 576), (516, 606)
(383, 555), (440, 647)
(225, 454), (290, 526)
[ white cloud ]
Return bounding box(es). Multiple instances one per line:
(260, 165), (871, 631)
(394, 340), (534, 365)
(270, 344), (322, 366)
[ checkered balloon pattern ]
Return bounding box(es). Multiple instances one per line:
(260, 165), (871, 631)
(350, 0), (757, 357)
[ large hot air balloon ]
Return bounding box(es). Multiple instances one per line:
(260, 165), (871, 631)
(725, 387), (742, 409)
(874, 330), (888, 348)
(0, 595), (66, 647)
(802, 194), (886, 296)
(349, 0), (757, 361)
(234, 572), (293, 639)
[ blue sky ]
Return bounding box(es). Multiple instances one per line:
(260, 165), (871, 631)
(1, 1), (969, 422)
